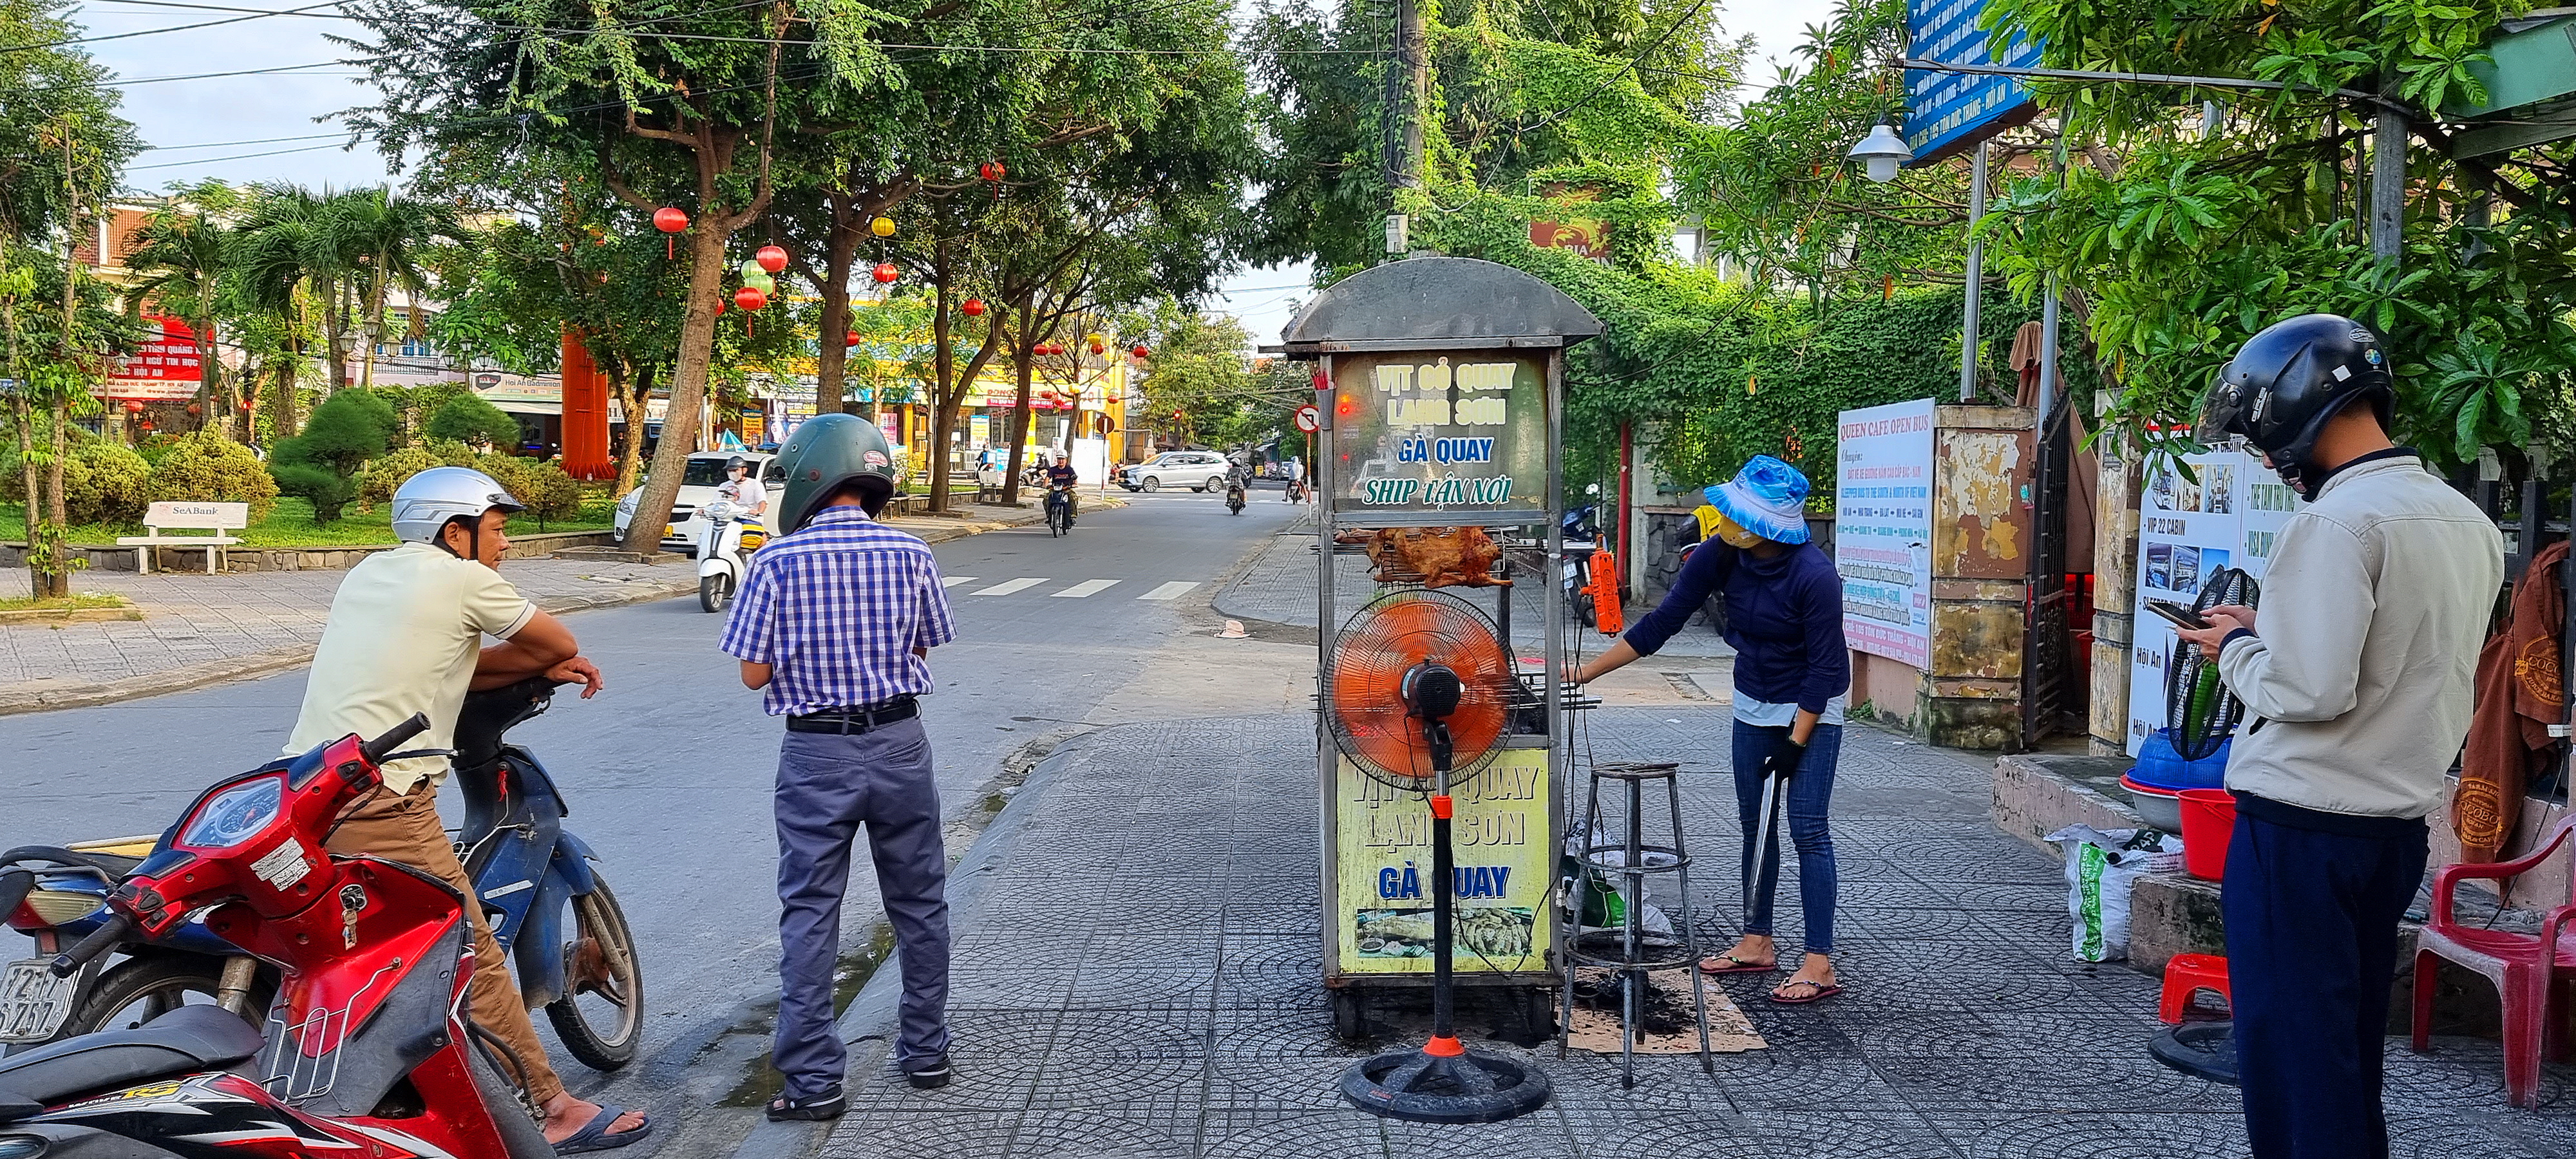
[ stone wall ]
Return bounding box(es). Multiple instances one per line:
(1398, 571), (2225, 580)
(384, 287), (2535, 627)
(0, 530), (616, 573)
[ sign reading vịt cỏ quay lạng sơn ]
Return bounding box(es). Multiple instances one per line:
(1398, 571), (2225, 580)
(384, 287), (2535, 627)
(1326, 352), (1547, 518)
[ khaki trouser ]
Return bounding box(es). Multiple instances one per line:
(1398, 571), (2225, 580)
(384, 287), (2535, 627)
(325, 783), (565, 1104)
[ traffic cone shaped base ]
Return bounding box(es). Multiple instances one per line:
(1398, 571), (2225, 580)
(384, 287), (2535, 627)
(1340, 1042), (1551, 1123)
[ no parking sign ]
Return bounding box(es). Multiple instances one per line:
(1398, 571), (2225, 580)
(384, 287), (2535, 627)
(1294, 404), (1320, 433)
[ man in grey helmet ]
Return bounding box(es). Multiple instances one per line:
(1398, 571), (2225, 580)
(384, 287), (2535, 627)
(286, 466), (651, 1153)
(720, 414), (958, 1120)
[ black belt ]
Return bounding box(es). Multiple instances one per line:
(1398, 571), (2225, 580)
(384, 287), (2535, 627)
(786, 697), (920, 734)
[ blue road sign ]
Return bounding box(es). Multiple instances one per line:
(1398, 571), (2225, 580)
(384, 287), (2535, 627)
(1904, 0), (2045, 164)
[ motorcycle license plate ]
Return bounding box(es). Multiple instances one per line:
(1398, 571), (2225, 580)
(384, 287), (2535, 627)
(0, 957), (77, 1043)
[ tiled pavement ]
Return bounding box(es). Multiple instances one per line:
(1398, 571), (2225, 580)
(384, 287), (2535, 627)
(1215, 525), (1736, 660)
(0, 503), (1046, 710)
(804, 710), (2576, 1158)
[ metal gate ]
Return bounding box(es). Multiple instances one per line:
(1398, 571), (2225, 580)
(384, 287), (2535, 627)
(2021, 401), (2081, 744)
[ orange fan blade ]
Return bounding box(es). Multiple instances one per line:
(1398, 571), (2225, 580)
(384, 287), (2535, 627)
(1330, 592), (1514, 784)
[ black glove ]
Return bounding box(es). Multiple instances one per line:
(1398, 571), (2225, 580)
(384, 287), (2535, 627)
(1757, 732), (1806, 780)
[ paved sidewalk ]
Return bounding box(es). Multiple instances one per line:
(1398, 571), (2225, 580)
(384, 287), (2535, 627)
(772, 709), (2573, 1159)
(1215, 525), (1734, 660)
(0, 502), (1049, 714)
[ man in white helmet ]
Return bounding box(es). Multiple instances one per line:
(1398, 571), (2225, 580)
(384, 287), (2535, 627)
(283, 466), (650, 1153)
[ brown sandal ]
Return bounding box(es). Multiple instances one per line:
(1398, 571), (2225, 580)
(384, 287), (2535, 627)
(1768, 979), (1844, 1004)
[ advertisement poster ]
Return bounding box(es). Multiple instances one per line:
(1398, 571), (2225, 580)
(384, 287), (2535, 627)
(1331, 749), (1551, 975)
(1326, 351), (1546, 518)
(1835, 399), (1937, 669)
(969, 414), (990, 446)
(103, 315), (202, 400)
(2123, 447), (2304, 753)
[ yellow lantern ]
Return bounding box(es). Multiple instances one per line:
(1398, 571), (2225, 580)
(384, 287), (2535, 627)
(869, 216), (896, 238)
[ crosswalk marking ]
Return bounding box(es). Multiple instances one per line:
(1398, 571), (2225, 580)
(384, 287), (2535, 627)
(940, 576), (976, 588)
(972, 578), (1048, 596)
(1138, 581), (1199, 601)
(1052, 580), (1121, 598)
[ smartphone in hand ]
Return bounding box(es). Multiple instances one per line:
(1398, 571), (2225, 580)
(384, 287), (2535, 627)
(2145, 599), (2211, 631)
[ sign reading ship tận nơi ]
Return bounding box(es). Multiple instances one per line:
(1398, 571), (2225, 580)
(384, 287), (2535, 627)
(1326, 352), (1546, 518)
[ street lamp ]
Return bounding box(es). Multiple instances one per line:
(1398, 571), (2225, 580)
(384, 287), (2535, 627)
(1848, 122), (1914, 184)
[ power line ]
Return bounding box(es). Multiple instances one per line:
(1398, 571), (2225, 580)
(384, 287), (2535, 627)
(7, 0), (344, 53)
(1513, 0), (1712, 133)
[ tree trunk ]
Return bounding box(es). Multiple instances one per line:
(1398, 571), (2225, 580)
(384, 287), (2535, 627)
(41, 404), (68, 598)
(359, 278), (384, 392)
(815, 196), (860, 416)
(270, 352), (298, 437)
(323, 283), (349, 394)
(13, 400), (39, 599)
(1000, 292), (1037, 507)
(618, 218), (730, 553)
(614, 360), (654, 496)
(926, 254), (955, 513)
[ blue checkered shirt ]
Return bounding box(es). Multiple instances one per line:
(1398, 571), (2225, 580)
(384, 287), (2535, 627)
(717, 505), (956, 716)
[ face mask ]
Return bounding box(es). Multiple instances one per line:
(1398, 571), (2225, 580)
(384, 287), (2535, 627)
(1710, 510), (1766, 549)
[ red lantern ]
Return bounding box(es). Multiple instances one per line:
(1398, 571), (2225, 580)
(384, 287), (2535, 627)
(961, 297), (987, 317)
(122, 399), (143, 413)
(1089, 338), (1106, 355)
(735, 286), (768, 312)
(653, 207), (688, 258)
(978, 161), (1007, 182)
(240, 400), (254, 412)
(871, 263), (899, 284)
(755, 245), (789, 274)
(1132, 344), (1150, 359)
(186, 403), (202, 416)
(844, 330), (862, 348)
(139, 421), (154, 431)
(713, 297), (727, 316)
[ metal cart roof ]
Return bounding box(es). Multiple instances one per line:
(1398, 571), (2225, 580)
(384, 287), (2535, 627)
(1280, 257), (1603, 355)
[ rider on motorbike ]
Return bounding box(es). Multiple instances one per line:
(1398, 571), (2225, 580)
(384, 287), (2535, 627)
(281, 466), (649, 1153)
(1045, 451), (1079, 527)
(717, 455), (769, 531)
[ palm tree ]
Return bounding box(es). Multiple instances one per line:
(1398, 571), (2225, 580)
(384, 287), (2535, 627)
(124, 180), (244, 435)
(327, 187), (453, 393)
(237, 183), (358, 396)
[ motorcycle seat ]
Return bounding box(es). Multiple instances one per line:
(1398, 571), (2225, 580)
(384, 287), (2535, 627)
(0, 1004), (262, 1114)
(2, 845), (142, 878)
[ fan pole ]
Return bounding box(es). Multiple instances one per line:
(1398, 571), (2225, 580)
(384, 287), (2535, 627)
(1428, 770), (1457, 1054)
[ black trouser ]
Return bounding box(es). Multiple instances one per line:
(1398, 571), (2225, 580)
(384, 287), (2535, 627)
(2222, 793), (2427, 1159)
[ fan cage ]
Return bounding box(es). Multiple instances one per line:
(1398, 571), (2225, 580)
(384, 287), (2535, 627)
(1325, 589), (1523, 789)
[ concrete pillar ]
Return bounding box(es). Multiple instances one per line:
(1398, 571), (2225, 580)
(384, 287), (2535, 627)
(2088, 418), (2144, 755)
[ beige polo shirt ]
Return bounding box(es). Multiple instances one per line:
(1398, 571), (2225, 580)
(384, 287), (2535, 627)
(285, 542), (536, 794)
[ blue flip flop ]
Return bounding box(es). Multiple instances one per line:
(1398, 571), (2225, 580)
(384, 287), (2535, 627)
(554, 1105), (652, 1154)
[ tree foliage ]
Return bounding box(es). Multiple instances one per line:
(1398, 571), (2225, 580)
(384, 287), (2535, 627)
(270, 390), (397, 522)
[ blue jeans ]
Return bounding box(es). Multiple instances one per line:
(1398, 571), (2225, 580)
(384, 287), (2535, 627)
(1731, 719), (1840, 954)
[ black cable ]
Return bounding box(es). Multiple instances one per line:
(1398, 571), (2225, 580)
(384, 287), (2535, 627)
(1511, 0), (1712, 134)
(3, 0), (345, 53)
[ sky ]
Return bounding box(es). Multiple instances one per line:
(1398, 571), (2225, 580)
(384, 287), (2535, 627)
(71, 0), (1838, 346)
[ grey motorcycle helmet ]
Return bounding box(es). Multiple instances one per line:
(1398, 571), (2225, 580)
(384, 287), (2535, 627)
(775, 413), (900, 531)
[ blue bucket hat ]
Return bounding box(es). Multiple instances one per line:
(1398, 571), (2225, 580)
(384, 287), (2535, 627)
(1703, 455), (1812, 545)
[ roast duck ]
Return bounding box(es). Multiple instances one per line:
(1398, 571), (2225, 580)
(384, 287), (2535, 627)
(1336, 527), (1510, 589)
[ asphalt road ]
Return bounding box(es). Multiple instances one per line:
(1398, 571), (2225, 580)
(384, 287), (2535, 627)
(0, 484), (1304, 1149)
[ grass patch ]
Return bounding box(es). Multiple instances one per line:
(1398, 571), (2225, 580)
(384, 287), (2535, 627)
(0, 498), (616, 549)
(0, 592), (131, 612)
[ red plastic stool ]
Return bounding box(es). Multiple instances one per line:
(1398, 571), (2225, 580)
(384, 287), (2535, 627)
(2159, 953), (2232, 1024)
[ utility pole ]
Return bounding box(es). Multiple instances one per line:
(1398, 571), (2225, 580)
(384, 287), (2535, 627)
(2369, 78), (2405, 259)
(1958, 141), (1986, 402)
(1383, 0), (1426, 259)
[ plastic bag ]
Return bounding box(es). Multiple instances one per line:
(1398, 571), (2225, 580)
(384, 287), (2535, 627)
(2045, 825), (2184, 962)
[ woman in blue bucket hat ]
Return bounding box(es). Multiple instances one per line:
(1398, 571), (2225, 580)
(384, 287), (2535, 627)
(1572, 455), (1851, 1004)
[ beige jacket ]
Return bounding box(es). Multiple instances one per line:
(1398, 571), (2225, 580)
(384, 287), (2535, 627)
(2218, 453), (2503, 818)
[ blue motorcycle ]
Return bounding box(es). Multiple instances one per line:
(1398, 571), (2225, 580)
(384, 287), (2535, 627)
(0, 677), (643, 1069)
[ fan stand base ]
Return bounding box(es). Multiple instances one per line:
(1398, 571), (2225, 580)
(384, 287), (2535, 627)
(1340, 1041), (1552, 1123)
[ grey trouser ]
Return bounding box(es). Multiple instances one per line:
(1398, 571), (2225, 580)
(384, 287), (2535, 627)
(773, 716), (950, 1097)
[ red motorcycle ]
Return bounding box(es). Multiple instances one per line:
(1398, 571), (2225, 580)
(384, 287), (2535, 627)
(0, 713), (557, 1158)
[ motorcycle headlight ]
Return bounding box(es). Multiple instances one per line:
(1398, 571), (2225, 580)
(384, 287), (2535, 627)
(178, 777), (283, 850)
(0, 1136), (49, 1158)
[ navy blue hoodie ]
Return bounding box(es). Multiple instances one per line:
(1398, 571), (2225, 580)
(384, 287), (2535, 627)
(1623, 540), (1850, 714)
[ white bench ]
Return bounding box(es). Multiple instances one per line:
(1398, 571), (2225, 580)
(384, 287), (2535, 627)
(118, 501), (247, 574)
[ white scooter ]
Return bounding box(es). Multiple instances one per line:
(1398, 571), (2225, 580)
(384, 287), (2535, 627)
(696, 498), (762, 612)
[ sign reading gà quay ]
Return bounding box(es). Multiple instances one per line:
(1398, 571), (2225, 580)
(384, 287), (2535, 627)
(1835, 399), (1937, 670)
(1327, 352), (1544, 516)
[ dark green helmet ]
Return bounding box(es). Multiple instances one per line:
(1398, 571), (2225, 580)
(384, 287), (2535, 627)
(776, 413), (900, 531)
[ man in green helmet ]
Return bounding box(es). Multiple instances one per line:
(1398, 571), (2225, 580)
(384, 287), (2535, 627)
(718, 414), (959, 1119)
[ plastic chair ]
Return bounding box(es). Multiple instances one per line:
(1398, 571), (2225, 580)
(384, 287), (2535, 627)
(2410, 815), (2576, 1109)
(2158, 953), (2231, 1024)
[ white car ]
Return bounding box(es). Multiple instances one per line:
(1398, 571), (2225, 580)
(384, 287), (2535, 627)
(1122, 451), (1232, 493)
(612, 451), (782, 554)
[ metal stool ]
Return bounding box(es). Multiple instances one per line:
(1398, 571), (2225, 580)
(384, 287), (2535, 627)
(1560, 760), (1714, 1087)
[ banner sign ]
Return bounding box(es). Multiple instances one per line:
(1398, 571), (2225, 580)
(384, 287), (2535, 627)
(2123, 446), (2304, 753)
(1331, 751), (1551, 976)
(1835, 399), (1937, 669)
(1326, 351), (1545, 518)
(1904, 0), (2044, 164)
(103, 315), (202, 400)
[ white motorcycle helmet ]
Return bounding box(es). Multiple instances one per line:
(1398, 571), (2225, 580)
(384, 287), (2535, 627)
(392, 466), (525, 554)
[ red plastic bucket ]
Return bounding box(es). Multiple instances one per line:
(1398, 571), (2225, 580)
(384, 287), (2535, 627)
(2179, 789), (2237, 881)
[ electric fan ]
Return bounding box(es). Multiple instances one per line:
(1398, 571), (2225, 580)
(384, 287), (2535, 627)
(1327, 589), (1552, 1124)
(2164, 566), (2260, 760)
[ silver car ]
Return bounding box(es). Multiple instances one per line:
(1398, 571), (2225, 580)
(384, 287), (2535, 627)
(1123, 451), (1231, 493)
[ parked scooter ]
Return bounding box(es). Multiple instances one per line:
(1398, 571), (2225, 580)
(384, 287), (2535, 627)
(0, 715), (561, 1158)
(1, 679), (643, 1070)
(1562, 496), (1602, 630)
(697, 497), (763, 612)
